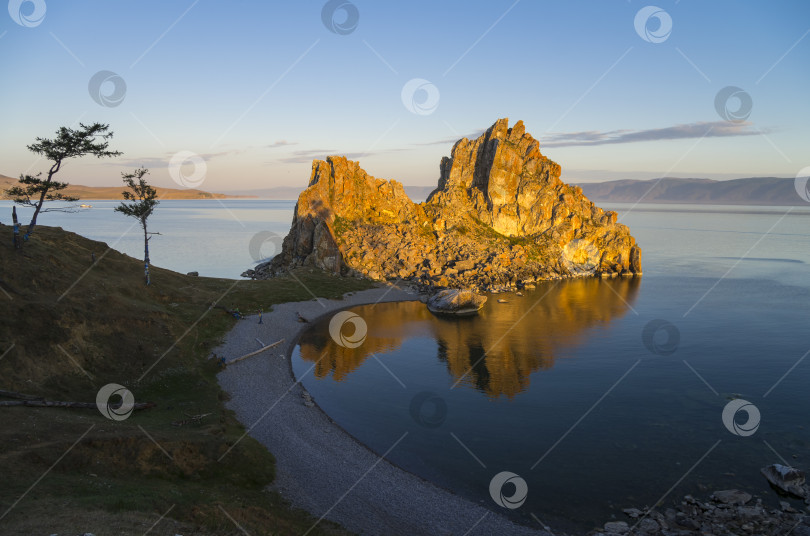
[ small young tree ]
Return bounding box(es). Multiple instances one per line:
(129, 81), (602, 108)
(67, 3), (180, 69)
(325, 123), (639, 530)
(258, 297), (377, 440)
(6, 123), (122, 239)
(115, 168), (159, 285)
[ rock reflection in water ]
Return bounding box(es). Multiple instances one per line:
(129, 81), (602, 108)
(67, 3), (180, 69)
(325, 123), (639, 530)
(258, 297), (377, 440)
(297, 277), (640, 398)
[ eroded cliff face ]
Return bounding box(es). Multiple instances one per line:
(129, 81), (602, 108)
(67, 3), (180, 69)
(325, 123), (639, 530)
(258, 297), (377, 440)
(246, 118), (641, 291)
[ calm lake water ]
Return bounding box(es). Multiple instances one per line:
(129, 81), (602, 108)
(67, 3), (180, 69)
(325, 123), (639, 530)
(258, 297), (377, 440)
(289, 203), (810, 532)
(5, 199), (810, 531)
(0, 199), (294, 278)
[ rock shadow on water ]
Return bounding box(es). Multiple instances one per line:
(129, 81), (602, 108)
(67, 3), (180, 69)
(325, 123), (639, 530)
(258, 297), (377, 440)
(297, 276), (640, 398)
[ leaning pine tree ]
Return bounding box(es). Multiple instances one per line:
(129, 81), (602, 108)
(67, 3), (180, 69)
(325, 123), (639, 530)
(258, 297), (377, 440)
(115, 168), (159, 285)
(6, 123), (121, 242)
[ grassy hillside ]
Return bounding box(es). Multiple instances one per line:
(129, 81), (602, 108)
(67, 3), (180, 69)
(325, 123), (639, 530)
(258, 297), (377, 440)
(0, 173), (254, 200)
(0, 224), (373, 535)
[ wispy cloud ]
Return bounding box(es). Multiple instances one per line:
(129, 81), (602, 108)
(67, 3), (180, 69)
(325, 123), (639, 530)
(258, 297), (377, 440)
(113, 157), (171, 169)
(266, 140), (297, 149)
(543, 121), (764, 148)
(112, 149), (243, 168)
(414, 130), (486, 147)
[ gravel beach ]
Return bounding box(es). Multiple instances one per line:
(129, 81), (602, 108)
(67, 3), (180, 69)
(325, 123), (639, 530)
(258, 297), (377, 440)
(216, 284), (549, 536)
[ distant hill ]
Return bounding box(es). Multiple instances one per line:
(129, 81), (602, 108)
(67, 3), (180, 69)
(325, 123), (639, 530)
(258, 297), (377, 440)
(235, 177), (806, 206)
(577, 177), (806, 206)
(9, 173), (800, 205)
(0, 174), (253, 200)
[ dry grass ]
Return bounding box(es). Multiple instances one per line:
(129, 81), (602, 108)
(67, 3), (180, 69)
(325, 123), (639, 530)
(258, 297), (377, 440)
(0, 223), (373, 535)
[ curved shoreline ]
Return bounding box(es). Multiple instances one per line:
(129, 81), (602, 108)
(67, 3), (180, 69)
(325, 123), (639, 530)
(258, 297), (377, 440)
(216, 285), (550, 536)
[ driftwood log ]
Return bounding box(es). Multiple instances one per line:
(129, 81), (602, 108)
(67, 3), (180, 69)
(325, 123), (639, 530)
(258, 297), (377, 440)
(171, 412), (212, 427)
(0, 400), (156, 410)
(0, 389), (155, 411)
(227, 338), (284, 365)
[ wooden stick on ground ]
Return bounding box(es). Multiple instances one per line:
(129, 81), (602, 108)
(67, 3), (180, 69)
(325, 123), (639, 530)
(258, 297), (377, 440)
(227, 338), (285, 365)
(0, 400), (156, 410)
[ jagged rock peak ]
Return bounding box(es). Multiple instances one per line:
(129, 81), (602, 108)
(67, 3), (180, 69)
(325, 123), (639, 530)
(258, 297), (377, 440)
(244, 118), (642, 291)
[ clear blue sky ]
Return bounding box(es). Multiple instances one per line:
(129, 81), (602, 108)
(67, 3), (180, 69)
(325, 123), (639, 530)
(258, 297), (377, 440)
(1, 0), (808, 191)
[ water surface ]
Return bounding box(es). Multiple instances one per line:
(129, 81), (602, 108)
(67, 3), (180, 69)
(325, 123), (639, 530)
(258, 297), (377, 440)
(0, 199), (295, 278)
(292, 204), (810, 531)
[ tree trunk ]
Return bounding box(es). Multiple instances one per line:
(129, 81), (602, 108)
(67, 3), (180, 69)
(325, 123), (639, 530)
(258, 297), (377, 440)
(26, 197), (44, 238)
(11, 206), (20, 249)
(142, 219), (151, 285)
(26, 161), (60, 238)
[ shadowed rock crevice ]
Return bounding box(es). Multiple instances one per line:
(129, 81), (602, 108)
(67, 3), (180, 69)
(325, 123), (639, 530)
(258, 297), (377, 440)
(245, 118), (642, 291)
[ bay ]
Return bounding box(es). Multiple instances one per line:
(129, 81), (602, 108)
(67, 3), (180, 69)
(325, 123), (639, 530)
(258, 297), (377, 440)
(292, 203), (810, 531)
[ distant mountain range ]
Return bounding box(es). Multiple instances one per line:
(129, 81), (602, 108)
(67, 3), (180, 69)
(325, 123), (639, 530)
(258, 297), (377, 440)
(577, 177), (806, 206)
(0, 174), (251, 200)
(5, 173), (802, 206)
(235, 177), (807, 206)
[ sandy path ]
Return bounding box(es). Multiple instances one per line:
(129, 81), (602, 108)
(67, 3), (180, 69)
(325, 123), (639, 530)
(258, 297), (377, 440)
(216, 285), (549, 536)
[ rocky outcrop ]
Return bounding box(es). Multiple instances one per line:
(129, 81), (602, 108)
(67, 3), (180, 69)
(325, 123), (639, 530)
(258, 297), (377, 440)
(593, 488), (809, 536)
(244, 119), (642, 291)
(426, 289), (487, 315)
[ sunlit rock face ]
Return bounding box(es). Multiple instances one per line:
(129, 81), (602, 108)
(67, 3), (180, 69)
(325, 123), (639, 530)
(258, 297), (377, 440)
(245, 118), (642, 290)
(297, 277), (640, 399)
